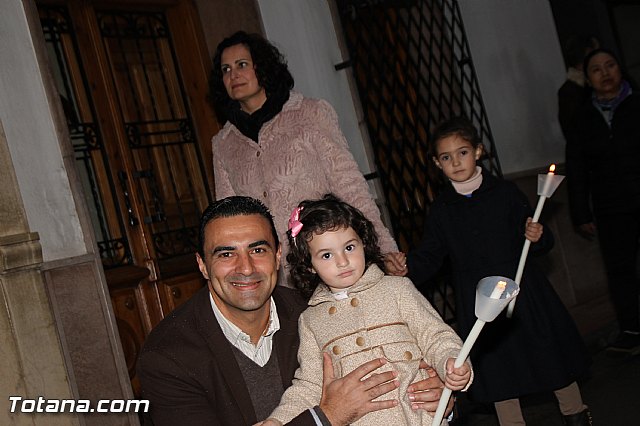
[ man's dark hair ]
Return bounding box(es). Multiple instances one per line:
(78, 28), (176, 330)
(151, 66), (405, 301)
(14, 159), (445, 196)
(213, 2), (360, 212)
(209, 31), (294, 112)
(198, 196), (279, 257)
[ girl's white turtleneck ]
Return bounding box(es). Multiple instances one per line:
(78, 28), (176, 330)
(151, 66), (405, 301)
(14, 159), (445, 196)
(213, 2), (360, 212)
(450, 166), (483, 196)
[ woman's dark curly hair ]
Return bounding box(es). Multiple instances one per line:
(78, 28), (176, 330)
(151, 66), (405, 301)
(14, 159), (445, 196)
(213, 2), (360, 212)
(209, 31), (294, 113)
(286, 194), (385, 298)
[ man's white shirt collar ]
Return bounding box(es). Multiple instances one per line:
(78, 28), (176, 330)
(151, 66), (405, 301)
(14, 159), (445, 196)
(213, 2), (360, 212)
(209, 293), (280, 367)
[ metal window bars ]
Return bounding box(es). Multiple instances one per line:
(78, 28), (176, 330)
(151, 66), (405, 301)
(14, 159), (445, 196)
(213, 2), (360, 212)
(335, 0), (502, 322)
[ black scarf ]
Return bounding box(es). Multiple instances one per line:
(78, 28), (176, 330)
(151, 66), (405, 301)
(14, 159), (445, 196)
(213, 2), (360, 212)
(226, 89), (290, 142)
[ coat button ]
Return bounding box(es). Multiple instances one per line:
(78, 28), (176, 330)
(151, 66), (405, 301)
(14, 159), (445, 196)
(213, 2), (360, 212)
(256, 151), (261, 157)
(350, 298), (359, 307)
(263, 191), (267, 198)
(329, 306), (337, 314)
(332, 346), (341, 355)
(356, 337), (365, 346)
(404, 351), (413, 360)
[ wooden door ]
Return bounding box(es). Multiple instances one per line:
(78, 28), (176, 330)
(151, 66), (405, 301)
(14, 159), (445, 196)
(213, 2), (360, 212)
(37, 0), (218, 394)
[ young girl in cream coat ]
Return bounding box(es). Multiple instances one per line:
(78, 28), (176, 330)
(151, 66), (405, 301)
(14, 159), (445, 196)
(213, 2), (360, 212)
(261, 194), (471, 426)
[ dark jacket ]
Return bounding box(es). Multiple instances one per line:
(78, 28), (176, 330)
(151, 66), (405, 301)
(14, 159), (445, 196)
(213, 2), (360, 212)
(137, 286), (313, 425)
(558, 79), (590, 144)
(566, 93), (640, 225)
(407, 172), (589, 402)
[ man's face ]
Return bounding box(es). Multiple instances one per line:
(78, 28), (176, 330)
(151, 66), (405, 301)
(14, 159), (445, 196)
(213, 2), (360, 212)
(196, 214), (281, 324)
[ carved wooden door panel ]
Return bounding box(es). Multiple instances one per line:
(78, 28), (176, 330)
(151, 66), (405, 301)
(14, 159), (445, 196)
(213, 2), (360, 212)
(37, 0), (218, 394)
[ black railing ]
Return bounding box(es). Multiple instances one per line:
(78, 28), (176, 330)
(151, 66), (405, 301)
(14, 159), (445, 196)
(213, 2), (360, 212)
(336, 0), (501, 323)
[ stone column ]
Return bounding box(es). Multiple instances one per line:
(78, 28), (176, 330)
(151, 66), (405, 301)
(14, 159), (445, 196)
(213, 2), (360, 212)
(0, 119), (80, 425)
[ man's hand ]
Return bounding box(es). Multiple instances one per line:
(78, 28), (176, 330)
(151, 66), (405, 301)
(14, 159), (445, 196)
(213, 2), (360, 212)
(384, 252), (408, 276)
(319, 353), (399, 426)
(407, 361), (454, 416)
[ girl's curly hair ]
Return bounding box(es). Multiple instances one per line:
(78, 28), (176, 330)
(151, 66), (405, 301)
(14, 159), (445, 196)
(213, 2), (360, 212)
(209, 31), (294, 116)
(286, 194), (384, 299)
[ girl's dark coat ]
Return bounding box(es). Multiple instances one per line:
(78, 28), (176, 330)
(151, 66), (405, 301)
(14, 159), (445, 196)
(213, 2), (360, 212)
(408, 172), (589, 402)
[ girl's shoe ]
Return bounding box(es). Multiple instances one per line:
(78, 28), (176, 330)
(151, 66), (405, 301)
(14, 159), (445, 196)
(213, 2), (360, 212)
(563, 409), (592, 426)
(607, 330), (640, 353)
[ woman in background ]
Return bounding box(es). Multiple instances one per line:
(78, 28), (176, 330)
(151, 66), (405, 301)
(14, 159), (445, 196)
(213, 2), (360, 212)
(566, 48), (640, 353)
(209, 31), (404, 286)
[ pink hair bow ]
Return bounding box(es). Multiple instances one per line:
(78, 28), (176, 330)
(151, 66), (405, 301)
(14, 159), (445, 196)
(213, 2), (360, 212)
(288, 206), (304, 238)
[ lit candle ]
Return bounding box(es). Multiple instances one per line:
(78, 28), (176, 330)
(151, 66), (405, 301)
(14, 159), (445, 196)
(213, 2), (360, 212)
(542, 164), (556, 191)
(489, 281), (507, 299)
(507, 164), (560, 317)
(533, 164), (555, 221)
(457, 284), (504, 365)
(432, 277), (516, 425)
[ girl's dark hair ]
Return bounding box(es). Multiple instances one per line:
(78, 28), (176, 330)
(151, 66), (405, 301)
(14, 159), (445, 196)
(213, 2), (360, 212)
(209, 31), (294, 113)
(429, 116), (481, 158)
(286, 194), (384, 298)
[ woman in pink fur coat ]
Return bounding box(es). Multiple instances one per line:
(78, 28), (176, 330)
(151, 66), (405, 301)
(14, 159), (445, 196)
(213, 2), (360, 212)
(209, 31), (405, 286)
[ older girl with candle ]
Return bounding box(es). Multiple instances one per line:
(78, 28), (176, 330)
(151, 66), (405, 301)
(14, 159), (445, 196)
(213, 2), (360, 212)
(407, 117), (591, 425)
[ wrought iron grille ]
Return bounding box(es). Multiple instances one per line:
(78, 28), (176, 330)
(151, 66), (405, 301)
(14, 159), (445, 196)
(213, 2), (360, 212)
(335, 0), (502, 322)
(97, 11), (211, 275)
(39, 6), (133, 268)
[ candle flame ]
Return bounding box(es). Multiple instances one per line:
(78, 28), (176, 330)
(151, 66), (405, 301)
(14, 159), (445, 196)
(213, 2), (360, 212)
(489, 280), (508, 299)
(549, 164), (556, 173)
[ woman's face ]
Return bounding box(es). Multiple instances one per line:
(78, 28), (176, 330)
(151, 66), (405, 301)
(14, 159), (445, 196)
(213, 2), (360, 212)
(221, 43), (267, 113)
(586, 52), (622, 100)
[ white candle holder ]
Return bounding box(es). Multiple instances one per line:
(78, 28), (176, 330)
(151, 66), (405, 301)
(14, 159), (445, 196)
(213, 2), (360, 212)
(537, 172), (565, 198)
(476, 276), (520, 321)
(431, 277), (519, 425)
